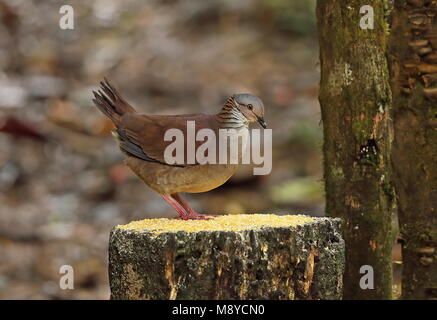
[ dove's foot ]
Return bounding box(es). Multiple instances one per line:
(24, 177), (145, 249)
(162, 194), (216, 220)
(170, 193), (216, 220)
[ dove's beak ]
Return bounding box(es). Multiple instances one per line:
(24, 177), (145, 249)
(257, 116), (267, 128)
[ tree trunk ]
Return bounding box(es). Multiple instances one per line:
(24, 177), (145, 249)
(316, 0), (395, 299)
(388, 0), (437, 300)
(108, 215), (345, 300)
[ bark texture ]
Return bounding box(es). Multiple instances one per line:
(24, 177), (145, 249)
(388, 0), (437, 300)
(109, 218), (344, 300)
(317, 1), (395, 299)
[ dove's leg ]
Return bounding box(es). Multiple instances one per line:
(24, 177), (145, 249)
(161, 195), (189, 219)
(171, 193), (213, 220)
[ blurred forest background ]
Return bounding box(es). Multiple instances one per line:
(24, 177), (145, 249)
(0, 0), (325, 299)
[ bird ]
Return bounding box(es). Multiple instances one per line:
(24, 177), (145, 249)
(92, 78), (266, 220)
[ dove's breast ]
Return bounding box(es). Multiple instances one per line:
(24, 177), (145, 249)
(125, 159), (239, 194)
(125, 126), (249, 195)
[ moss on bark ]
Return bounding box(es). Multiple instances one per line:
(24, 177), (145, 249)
(316, 0), (395, 299)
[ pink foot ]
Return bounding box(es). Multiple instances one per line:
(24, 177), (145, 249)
(170, 193), (216, 220)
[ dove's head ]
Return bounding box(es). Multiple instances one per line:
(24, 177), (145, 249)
(232, 93), (266, 128)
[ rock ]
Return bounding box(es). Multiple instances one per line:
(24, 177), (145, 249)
(109, 214), (344, 300)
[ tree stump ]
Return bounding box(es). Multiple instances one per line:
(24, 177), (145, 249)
(108, 214), (344, 300)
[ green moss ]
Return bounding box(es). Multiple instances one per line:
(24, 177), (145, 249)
(330, 167), (345, 181)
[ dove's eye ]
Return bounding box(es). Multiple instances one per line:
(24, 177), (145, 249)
(247, 104), (253, 110)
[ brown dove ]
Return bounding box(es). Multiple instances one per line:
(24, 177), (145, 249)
(92, 78), (266, 220)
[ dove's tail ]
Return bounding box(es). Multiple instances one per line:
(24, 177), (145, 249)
(92, 78), (136, 125)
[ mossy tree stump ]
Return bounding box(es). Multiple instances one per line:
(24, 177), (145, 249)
(109, 214), (344, 300)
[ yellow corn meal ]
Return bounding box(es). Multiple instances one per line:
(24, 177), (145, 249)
(117, 214), (317, 234)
